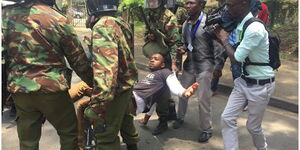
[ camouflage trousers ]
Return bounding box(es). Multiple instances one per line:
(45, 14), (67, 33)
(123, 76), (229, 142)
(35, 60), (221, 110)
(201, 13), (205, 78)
(12, 91), (79, 150)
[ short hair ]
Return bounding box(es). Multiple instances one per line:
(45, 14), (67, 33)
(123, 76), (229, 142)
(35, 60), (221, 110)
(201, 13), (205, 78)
(198, 0), (207, 3)
(152, 52), (165, 63)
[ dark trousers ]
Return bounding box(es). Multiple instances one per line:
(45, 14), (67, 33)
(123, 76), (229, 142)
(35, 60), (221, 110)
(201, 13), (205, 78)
(210, 50), (242, 92)
(211, 63), (242, 92)
(211, 77), (219, 92)
(156, 89), (171, 120)
(12, 91), (79, 150)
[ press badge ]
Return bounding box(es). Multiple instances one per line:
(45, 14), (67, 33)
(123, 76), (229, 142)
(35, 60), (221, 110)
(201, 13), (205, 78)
(187, 43), (193, 51)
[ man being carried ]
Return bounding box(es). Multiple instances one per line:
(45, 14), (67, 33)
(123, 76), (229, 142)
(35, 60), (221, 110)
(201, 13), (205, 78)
(71, 53), (199, 146)
(134, 53), (199, 122)
(139, 0), (183, 135)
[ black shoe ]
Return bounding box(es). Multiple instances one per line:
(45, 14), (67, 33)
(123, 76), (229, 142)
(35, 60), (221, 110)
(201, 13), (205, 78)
(198, 131), (212, 143)
(152, 121), (168, 135)
(126, 143), (138, 150)
(172, 119), (184, 129)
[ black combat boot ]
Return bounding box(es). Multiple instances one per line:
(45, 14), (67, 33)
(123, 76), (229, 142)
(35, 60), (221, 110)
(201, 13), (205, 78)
(126, 143), (138, 150)
(152, 118), (168, 135)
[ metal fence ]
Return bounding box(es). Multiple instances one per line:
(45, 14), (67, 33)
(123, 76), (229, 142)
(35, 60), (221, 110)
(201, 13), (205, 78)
(71, 2), (87, 27)
(72, 17), (87, 27)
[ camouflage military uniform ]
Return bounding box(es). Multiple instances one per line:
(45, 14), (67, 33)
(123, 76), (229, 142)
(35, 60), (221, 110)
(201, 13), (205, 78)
(2, 3), (93, 150)
(84, 16), (139, 150)
(145, 8), (181, 68)
(176, 6), (189, 33)
(175, 6), (189, 70)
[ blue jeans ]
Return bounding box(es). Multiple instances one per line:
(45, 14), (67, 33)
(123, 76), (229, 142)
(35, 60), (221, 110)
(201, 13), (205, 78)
(210, 63), (242, 92)
(211, 77), (219, 92)
(231, 63), (242, 80)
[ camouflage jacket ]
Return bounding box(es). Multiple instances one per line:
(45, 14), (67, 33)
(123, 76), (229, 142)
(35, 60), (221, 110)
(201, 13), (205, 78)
(89, 16), (138, 105)
(145, 8), (181, 61)
(176, 7), (189, 32)
(2, 3), (93, 93)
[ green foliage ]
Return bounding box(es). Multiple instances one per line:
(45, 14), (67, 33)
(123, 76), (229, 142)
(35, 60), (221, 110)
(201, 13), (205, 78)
(119, 0), (144, 21)
(274, 23), (298, 61)
(133, 21), (146, 46)
(134, 21), (145, 30)
(119, 0), (144, 10)
(265, 0), (298, 27)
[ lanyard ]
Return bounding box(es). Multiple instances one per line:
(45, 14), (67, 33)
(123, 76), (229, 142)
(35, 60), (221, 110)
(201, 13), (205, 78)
(190, 12), (204, 41)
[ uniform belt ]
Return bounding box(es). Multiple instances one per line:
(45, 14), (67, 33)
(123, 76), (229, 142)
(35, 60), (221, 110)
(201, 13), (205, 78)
(241, 75), (275, 85)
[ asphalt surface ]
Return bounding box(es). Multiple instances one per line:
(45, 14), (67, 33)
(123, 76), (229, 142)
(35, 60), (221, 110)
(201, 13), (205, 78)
(74, 27), (299, 113)
(2, 27), (298, 150)
(2, 69), (298, 150)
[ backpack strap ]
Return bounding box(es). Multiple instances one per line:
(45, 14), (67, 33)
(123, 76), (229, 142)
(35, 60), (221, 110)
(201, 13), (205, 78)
(240, 17), (264, 41)
(240, 17), (269, 75)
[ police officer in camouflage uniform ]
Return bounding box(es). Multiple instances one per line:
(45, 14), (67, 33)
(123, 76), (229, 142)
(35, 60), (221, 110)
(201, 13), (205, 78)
(165, 0), (189, 71)
(83, 0), (139, 149)
(174, 1), (189, 71)
(175, 2), (189, 33)
(2, 0), (93, 149)
(144, 0), (181, 72)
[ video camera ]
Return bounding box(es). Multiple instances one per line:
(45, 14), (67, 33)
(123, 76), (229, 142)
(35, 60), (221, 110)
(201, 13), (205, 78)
(203, 0), (262, 39)
(203, 4), (237, 39)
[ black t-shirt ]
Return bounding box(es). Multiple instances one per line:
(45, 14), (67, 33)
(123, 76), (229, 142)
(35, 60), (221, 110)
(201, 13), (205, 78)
(134, 68), (172, 107)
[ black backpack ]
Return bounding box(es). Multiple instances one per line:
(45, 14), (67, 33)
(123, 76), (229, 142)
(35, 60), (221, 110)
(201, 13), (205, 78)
(240, 17), (281, 71)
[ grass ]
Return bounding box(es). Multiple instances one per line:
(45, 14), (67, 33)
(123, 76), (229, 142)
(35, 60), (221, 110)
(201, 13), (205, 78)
(134, 21), (146, 40)
(275, 24), (298, 62)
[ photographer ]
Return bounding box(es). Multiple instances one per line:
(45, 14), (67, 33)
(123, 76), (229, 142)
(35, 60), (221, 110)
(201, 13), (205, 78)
(213, 0), (275, 149)
(172, 0), (224, 143)
(209, 0), (263, 95)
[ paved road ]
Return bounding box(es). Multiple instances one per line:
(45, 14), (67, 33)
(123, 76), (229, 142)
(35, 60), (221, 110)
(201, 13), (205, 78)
(2, 69), (298, 150)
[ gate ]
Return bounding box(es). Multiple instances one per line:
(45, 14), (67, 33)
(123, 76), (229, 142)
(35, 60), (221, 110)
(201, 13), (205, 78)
(70, 2), (88, 27)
